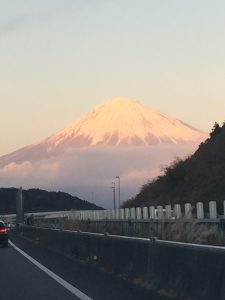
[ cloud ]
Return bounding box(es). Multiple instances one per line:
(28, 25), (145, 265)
(0, 144), (198, 208)
(0, 16), (27, 38)
(0, 1), (81, 39)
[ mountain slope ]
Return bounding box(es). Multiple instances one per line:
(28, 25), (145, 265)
(45, 97), (203, 148)
(0, 98), (207, 207)
(0, 98), (205, 166)
(123, 123), (225, 210)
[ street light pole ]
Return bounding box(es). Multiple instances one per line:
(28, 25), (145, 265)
(112, 181), (116, 209)
(116, 176), (121, 208)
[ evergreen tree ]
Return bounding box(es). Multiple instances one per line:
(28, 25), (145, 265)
(210, 122), (222, 138)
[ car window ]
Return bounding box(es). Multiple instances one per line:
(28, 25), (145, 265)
(0, 222), (5, 228)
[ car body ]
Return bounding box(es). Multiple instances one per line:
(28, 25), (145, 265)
(5, 222), (11, 232)
(0, 221), (8, 248)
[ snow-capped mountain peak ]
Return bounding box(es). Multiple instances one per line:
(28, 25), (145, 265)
(0, 97), (207, 206)
(0, 97), (206, 167)
(45, 97), (204, 149)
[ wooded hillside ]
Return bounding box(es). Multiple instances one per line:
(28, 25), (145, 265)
(123, 122), (225, 212)
(0, 188), (102, 214)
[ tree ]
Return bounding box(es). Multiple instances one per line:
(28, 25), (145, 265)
(210, 122), (222, 138)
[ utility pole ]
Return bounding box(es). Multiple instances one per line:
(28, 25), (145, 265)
(116, 176), (121, 208)
(112, 181), (116, 209)
(16, 187), (24, 225)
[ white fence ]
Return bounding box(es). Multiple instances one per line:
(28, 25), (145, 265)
(70, 200), (225, 221)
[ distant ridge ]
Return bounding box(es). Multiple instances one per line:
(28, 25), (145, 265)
(0, 188), (102, 214)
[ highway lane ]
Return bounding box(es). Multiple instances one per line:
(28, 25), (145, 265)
(0, 243), (89, 300)
(2, 235), (170, 300)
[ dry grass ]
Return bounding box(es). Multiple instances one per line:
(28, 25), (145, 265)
(160, 218), (224, 246)
(60, 217), (225, 246)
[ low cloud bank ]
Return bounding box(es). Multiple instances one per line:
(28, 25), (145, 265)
(0, 144), (199, 208)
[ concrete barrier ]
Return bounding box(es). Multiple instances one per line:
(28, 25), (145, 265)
(209, 201), (217, 219)
(157, 206), (163, 219)
(149, 206), (155, 219)
(142, 207), (148, 219)
(174, 204), (182, 219)
(17, 226), (225, 300)
(197, 202), (204, 219)
(165, 205), (172, 219)
(185, 203), (192, 219)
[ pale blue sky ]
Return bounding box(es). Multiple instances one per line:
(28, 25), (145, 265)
(1, 0), (225, 155)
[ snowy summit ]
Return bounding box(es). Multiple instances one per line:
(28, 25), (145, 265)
(45, 97), (204, 149)
(0, 97), (205, 166)
(0, 97), (207, 206)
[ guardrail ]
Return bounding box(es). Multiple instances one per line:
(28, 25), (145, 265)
(13, 225), (225, 300)
(2, 200), (224, 224)
(68, 200), (224, 221)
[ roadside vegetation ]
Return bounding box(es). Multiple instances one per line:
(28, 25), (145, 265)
(57, 217), (225, 246)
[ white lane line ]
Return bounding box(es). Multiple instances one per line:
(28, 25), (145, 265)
(9, 241), (93, 300)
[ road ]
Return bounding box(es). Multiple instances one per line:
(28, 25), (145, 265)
(0, 235), (169, 300)
(0, 242), (87, 300)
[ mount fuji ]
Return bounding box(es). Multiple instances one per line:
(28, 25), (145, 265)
(44, 97), (203, 147)
(0, 98), (206, 207)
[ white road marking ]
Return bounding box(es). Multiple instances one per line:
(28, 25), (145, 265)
(9, 241), (93, 300)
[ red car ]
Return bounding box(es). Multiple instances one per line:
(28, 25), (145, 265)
(0, 221), (8, 248)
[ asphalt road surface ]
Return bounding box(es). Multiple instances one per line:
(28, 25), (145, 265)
(0, 242), (87, 300)
(0, 234), (170, 300)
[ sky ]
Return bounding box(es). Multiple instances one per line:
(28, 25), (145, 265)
(1, 0), (225, 156)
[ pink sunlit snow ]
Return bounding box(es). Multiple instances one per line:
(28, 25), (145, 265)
(44, 97), (204, 149)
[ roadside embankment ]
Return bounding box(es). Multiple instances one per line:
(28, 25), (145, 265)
(15, 225), (225, 300)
